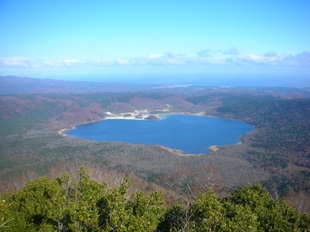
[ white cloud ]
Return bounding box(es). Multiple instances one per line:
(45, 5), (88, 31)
(235, 55), (271, 65)
(1, 51), (309, 73)
(45, 59), (82, 67)
(147, 52), (185, 59)
(117, 58), (129, 65)
(148, 54), (162, 59)
(0, 57), (34, 67)
(231, 52), (310, 67)
(63, 59), (80, 66)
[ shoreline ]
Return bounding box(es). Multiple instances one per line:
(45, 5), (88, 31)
(157, 146), (197, 157)
(57, 111), (250, 155)
(208, 145), (220, 152)
(57, 111), (210, 137)
(57, 119), (104, 137)
(57, 111), (159, 137)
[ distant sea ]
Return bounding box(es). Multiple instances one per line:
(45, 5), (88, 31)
(48, 73), (310, 87)
(66, 114), (254, 154)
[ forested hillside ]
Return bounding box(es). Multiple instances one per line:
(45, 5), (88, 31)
(1, 167), (309, 231)
(215, 95), (310, 196)
(0, 80), (309, 214)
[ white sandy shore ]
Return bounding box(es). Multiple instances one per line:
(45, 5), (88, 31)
(208, 145), (220, 152)
(57, 111), (217, 137)
(57, 111), (232, 154)
(57, 110), (161, 137)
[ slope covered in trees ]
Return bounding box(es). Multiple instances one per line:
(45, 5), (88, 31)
(1, 167), (309, 232)
(214, 95), (310, 196)
(0, 83), (309, 214)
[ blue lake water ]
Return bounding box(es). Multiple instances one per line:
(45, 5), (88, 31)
(66, 114), (254, 154)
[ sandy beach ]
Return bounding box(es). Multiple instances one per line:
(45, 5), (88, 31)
(208, 145), (220, 152)
(56, 110), (220, 138)
(57, 110), (160, 137)
(57, 111), (235, 154)
(157, 146), (197, 157)
(57, 128), (69, 137)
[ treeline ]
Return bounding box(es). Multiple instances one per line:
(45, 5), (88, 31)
(217, 95), (310, 166)
(214, 95), (310, 195)
(1, 167), (309, 231)
(1, 90), (309, 215)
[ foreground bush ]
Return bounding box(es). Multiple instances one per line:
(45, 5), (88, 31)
(1, 167), (309, 231)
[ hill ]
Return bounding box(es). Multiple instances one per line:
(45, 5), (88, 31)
(1, 168), (309, 231)
(0, 76), (309, 213)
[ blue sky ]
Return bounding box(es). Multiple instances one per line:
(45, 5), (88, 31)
(0, 0), (309, 80)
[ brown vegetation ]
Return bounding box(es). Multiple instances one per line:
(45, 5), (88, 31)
(0, 81), (309, 213)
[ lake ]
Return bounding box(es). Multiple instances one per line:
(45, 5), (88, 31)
(66, 114), (254, 154)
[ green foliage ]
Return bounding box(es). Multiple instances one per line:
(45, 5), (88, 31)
(126, 191), (164, 231)
(158, 204), (186, 231)
(98, 177), (165, 232)
(298, 214), (310, 231)
(98, 177), (132, 231)
(223, 202), (259, 232)
(1, 91), (309, 208)
(0, 170), (308, 231)
(226, 184), (273, 210)
(190, 191), (226, 231)
(65, 167), (106, 231)
(1, 176), (64, 231)
(223, 184), (300, 232)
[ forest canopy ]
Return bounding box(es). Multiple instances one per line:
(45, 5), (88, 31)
(0, 81), (309, 218)
(1, 167), (309, 231)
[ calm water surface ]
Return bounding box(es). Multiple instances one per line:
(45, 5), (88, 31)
(66, 114), (254, 154)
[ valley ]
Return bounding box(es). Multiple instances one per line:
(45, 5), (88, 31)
(0, 76), (309, 213)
